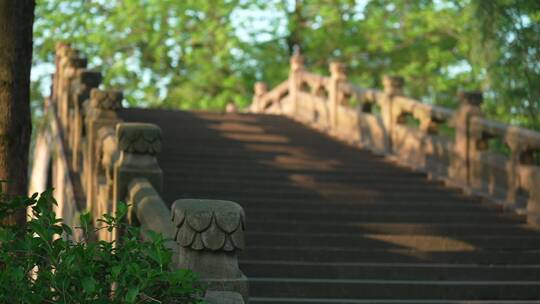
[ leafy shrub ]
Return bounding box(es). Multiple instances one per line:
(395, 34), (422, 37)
(0, 187), (205, 303)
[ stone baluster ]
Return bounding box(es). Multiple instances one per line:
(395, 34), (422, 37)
(506, 138), (523, 206)
(85, 89), (123, 214)
(329, 61), (347, 128)
(172, 199), (248, 303)
(252, 82), (268, 112)
(382, 75), (404, 153)
(92, 126), (118, 241)
(69, 69), (102, 171)
(289, 47), (305, 116)
(505, 132), (540, 212)
(450, 91), (483, 187)
(521, 146), (540, 224)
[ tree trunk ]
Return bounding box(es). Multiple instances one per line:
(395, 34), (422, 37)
(0, 0), (36, 225)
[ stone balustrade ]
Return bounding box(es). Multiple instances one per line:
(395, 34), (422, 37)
(251, 52), (540, 224)
(32, 43), (248, 302)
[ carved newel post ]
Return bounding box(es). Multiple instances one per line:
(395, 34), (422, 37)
(172, 199), (248, 302)
(329, 61), (347, 128)
(113, 123), (163, 205)
(69, 69), (101, 171)
(289, 47), (305, 116)
(450, 91), (483, 187)
(59, 49), (87, 133)
(112, 123), (163, 242)
(252, 82), (268, 113)
(382, 75), (404, 153)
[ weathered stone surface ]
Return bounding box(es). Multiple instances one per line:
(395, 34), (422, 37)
(204, 291), (245, 304)
(383, 75), (405, 97)
(172, 199), (245, 251)
(127, 178), (176, 258)
(254, 82), (268, 96)
(113, 123), (163, 216)
(458, 91), (483, 106)
(225, 103), (238, 113)
(76, 69), (102, 88)
(117, 123), (162, 155)
(85, 90), (123, 219)
(290, 50), (305, 71)
(171, 199), (248, 302)
(450, 90), (484, 188)
(329, 61), (346, 80)
(90, 89), (123, 110)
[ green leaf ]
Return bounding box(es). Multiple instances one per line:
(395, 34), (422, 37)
(61, 223), (73, 235)
(79, 211), (92, 228)
(111, 265), (121, 278)
(125, 286), (139, 303)
(82, 276), (96, 294)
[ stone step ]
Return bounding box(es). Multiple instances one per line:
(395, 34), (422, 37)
(169, 189), (476, 203)
(245, 221), (537, 236)
(169, 173), (441, 185)
(165, 195), (485, 207)
(242, 210), (523, 224)
(248, 278), (540, 299)
(240, 260), (540, 281)
(240, 248), (540, 264)
(245, 233), (540, 251)
(166, 180), (457, 194)
(236, 199), (498, 211)
(250, 298), (540, 304)
(160, 145), (382, 159)
(240, 203), (498, 215)
(158, 165), (430, 179)
(162, 161), (432, 175)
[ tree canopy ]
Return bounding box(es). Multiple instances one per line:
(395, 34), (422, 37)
(32, 0), (540, 129)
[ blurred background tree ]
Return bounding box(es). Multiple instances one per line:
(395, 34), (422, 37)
(32, 0), (540, 129)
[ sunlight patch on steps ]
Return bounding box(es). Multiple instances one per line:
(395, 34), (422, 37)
(208, 122), (266, 133)
(288, 173), (381, 198)
(365, 234), (477, 252)
(223, 132), (290, 143)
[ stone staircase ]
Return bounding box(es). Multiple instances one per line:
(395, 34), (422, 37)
(120, 108), (540, 303)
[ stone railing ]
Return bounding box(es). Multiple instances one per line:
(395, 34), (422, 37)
(250, 52), (540, 224)
(30, 43), (248, 302)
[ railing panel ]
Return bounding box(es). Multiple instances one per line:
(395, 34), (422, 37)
(468, 117), (540, 219)
(296, 92), (331, 129)
(335, 105), (361, 143)
(358, 112), (388, 154)
(425, 134), (454, 180)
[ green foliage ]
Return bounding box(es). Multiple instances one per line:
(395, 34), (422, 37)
(0, 188), (204, 303)
(31, 0), (539, 129)
(33, 0), (250, 110)
(467, 0), (540, 130)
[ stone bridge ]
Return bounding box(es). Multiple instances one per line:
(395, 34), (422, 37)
(30, 44), (540, 303)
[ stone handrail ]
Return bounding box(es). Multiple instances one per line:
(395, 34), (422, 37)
(250, 80), (289, 113)
(251, 52), (540, 224)
(127, 178), (175, 246)
(31, 43), (248, 302)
